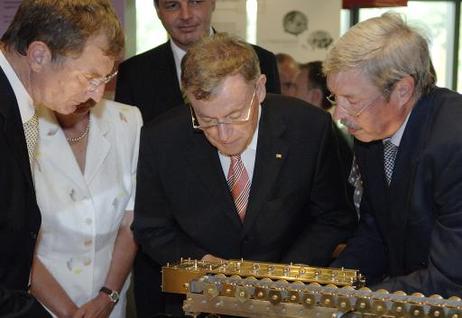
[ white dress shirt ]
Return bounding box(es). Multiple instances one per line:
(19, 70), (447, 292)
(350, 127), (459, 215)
(384, 111), (412, 147)
(170, 40), (187, 89)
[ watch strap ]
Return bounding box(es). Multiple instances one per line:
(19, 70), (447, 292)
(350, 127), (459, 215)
(99, 286), (119, 303)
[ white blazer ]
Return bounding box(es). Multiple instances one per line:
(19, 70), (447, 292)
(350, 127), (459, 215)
(34, 99), (142, 318)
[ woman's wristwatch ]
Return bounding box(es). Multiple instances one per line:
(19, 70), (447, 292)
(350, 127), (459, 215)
(99, 286), (120, 304)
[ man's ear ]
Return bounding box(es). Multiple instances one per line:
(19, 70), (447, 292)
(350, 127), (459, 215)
(256, 74), (267, 103)
(309, 88), (323, 107)
(393, 75), (415, 107)
(27, 41), (51, 72)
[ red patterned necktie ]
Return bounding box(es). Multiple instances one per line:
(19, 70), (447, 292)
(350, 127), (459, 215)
(227, 155), (250, 222)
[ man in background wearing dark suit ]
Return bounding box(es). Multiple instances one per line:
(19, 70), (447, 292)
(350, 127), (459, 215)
(115, 0), (280, 124)
(326, 12), (462, 297)
(0, 0), (124, 316)
(276, 52), (300, 96)
(133, 33), (356, 317)
(294, 61), (353, 191)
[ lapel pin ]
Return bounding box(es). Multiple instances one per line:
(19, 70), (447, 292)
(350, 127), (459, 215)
(275, 153), (283, 159)
(48, 128), (58, 136)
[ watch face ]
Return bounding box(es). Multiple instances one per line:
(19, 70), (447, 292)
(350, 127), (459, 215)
(100, 287), (119, 303)
(109, 291), (120, 302)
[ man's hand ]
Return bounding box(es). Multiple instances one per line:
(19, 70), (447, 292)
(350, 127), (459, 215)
(72, 293), (114, 318)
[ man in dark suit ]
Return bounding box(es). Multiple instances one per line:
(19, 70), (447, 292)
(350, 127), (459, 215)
(115, 1), (280, 315)
(0, 66), (47, 317)
(325, 12), (462, 297)
(133, 33), (357, 317)
(0, 1), (124, 315)
(115, 0), (280, 123)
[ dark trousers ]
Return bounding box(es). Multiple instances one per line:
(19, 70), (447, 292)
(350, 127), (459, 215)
(134, 252), (185, 318)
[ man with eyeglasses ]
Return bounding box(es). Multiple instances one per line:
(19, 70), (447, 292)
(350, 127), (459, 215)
(325, 12), (462, 297)
(133, 33), (357, 317)
(0, 0), (129, 316)
(116, 1), (277, 315)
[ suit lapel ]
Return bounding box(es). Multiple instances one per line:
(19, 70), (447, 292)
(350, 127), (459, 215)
(0, 68), (34, 189)
(156, 42), (184, 106)
(84, 107), (111, 185)
(356, 140), (389, 225)
(185, 130), (243, 229)
(386, 94), (433, 270)
(242, 104), (289, 235)
(38, 106), (111, 188)
(37, 108), (87, 189)
(357, 93), (434, 273)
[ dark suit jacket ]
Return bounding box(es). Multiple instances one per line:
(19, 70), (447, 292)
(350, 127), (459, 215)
(114, 41), (281, 123)
(133, 94), (356, 316)
(333, 87), (462, 297)
(0, 67), (50, 316)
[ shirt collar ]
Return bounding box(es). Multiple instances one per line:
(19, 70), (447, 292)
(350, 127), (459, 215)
(384, 110), (412, 147)
(0, 50), (34, 123)
(170, 40), (187, 89)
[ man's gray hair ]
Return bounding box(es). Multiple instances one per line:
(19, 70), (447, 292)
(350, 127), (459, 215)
(323, 12), (435, 100)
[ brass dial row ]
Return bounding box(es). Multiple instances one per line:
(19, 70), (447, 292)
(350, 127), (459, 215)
(188, 274), (462, 318)
(164, 258), (364, 287)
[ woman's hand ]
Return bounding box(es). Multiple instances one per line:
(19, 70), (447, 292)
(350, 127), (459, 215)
(72, 293), (114, 318)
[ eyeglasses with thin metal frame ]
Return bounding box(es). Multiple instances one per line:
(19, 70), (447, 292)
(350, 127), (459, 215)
(81, 71), (118, 92)
(190, 87), (257, 130)
(326, 93), (384, 118)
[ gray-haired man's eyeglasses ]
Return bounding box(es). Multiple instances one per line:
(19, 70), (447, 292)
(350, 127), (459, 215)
(326, 93), (383, 118)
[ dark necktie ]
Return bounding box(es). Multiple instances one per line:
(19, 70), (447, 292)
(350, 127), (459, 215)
(348, 155), (363, 214)
(383, 140), (398, 185)
(227, 155), (250, 222)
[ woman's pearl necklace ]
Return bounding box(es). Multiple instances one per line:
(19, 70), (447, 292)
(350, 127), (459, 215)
(66, 119), (90, 144)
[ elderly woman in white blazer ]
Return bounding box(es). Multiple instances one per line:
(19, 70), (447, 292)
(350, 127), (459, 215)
(30, 97), (142, 318)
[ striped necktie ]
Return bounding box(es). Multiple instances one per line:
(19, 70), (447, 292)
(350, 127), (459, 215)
(227, 155), (251, 222)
